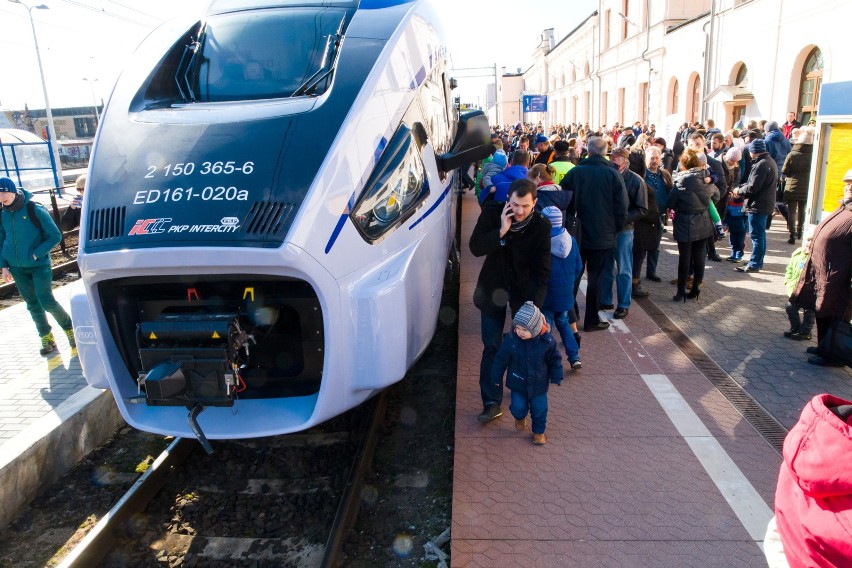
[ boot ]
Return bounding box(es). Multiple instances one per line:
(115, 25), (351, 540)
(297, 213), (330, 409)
(631, 279), (649, 298)
(686, 287), (701, 300)
(40, 332), (56, 356)
(788, 233), (796, 244)
(64, 328), (76, 348)
(673, 286), (687, 303)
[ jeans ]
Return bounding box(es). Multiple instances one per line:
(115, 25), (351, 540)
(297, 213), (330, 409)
(479, 306), (509, 409)
(579, 248), (612, 329)
(785, 302), (815, 334)
(599, 229), (634, 309)
(726, 216), (747, 259)
(510, 390), (548, 434)
(645, 216), (666, 277)
(542, 309), (580, 361)
(747, 213), (769, 269)
(9, 264), (72, 337)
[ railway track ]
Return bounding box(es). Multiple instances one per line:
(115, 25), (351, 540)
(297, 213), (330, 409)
(57, 394), (387, 567)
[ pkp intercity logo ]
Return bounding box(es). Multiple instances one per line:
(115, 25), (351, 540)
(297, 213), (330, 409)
(129, 218), (172, 236)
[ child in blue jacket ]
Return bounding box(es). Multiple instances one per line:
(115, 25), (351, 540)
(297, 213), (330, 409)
(491, 301), (563, 445)
(540, 206), (583, 369)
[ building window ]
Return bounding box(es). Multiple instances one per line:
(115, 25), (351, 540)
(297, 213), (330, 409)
(691, 75), (701, 122)
(735, 64), (748, 87)
(602, 91), (608, 125)
(604, 9), (611, 49)
(638, 82), (648, 124)
(74, 117), (96, 138)
(618, 87), (625, 124)
(622, 0), (629, 40)
(584, 91), (590, 125)
(583, 61), (590, 78)
(671, 79), (679, 115)
(798, 47), (823, 124)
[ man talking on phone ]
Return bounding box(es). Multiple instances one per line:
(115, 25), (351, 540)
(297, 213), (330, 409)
(470, 178), (551, 423)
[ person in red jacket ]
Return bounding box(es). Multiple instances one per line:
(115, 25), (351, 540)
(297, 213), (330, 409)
(767, 394), (852, 567)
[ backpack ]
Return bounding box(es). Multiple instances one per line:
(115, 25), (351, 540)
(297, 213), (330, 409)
(0, 201), (45, 233)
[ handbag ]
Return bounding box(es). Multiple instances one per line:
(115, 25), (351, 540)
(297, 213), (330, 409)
(817, 318), (852, 367)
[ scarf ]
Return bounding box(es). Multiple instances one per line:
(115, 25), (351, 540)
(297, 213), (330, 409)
(2, 191), (24, 213)
(509, 213), (534, 232)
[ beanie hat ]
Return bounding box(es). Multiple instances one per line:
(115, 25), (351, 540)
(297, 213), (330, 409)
(535, 134), (549, 145)
(513, 301), (544, 338)
(542, 206), (563, 227)
(0, 177), (17, 193)
(492, 149), (508, 168)
(725, 147), (742, 163)
(748, 139), (766, 155)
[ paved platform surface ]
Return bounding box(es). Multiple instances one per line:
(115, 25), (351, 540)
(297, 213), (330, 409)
(451, 191), (851, 567)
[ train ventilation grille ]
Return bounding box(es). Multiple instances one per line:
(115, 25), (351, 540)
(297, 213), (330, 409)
(87, 206), (127, 241)
(243, 201), (294, 236)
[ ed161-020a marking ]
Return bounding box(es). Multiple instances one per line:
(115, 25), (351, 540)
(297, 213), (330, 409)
(144, 161), (255, 178)
(133, 186), (250, 204)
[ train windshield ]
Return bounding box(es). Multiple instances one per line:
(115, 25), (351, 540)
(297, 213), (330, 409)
(186, 7), (349, 102)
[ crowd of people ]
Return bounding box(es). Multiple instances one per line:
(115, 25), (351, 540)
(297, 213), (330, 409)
(469, 113), (852, 448)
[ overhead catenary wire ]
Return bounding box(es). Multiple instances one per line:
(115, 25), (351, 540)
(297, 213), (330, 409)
(57, 0), (160, 26)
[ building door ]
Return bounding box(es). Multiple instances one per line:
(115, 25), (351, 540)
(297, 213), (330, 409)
(730, 105), (746, 129)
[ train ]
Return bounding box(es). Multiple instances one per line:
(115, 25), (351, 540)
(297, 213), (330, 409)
(69, 0), (490, 451)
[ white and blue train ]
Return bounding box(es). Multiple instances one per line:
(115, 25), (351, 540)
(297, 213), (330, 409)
(70, 0), (490, 451)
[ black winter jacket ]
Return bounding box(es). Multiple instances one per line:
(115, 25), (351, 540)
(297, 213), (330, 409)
(667, 170), (719, 243)
(470, 201), (551, 315)
(559, 156), (628, 250)
(622, 168), (649, 230)
(781, 143), (813, 202)
(737, 153), (778, 215)
(633, 182), (660, 252)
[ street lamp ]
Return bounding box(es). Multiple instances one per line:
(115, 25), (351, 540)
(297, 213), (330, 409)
(82, 77), (100, 131)
(8, 0), (64, 187)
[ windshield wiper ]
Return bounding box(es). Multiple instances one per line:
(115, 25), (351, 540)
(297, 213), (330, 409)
(291, 32), (341, 98)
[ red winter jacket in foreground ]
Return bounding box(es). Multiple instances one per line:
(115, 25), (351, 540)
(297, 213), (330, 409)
(775, 394), (852, 567)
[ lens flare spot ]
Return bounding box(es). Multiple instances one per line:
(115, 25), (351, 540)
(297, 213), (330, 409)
(392, 534), (413, 557)
(399, 406), (417, 427)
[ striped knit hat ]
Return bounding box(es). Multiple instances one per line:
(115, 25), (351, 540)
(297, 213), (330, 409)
(513, 301), (544, 338)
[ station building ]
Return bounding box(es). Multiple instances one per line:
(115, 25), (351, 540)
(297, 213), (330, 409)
(499, 0), (852, 144)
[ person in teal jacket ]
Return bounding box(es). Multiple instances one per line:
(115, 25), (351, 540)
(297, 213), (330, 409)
(782, 229), (814, 341)
(0, 177), (75, 355)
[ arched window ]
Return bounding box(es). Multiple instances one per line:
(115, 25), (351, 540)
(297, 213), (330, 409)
(561, 70), (566, 87)
(735, 64), (748, 86)
(798, 47), (823, 124)
(583, 61), (590, 78)
(571, 66), (576, 83)
(691, 75), (701, 122)
(671, 79), (679, 114)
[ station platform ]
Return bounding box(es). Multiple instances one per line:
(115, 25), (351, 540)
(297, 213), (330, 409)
(451, 190), (852, 567)
(0, 283), (123, 529)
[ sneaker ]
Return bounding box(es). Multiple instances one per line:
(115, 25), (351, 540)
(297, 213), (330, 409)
(613, 307), (629, 319)
(806, 346), (819, 354)
(791, 331), (812, 341)
(39, 332), (56, 356)
(477, 405), (502, 423)
(532, 433), (547, 445)
(783, 329), (797, 339)
(570, 359), (582, 370)
(514, 418), (528, 431)
(64, 328), (76, 348)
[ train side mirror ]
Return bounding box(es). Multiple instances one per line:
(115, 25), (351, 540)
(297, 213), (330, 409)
(437, 110), (492, 174)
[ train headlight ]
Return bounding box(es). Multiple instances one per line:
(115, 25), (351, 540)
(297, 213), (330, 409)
(351, 123), (429, 243)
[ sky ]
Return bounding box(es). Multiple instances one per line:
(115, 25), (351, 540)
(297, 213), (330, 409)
(0, 0), (598, 111)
